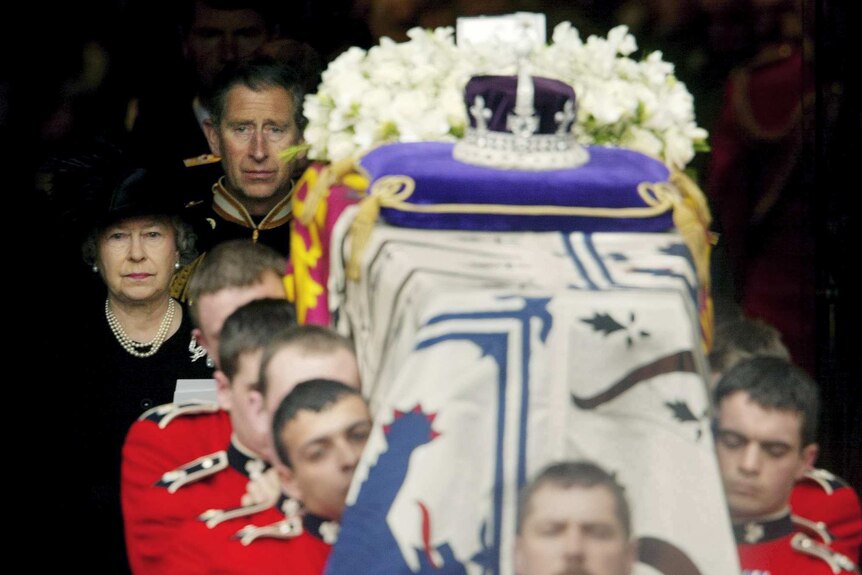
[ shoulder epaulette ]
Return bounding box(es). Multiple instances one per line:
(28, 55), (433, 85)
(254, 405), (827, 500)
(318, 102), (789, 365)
(198, 500), (273, 529)
(171, 253), (207, 303)
(801, 468), (849, 495)
(791, 532), (857, 573)
(793, 514), (834, 545)
(156, 450), (227, 493)
(139, 400), (219, 429)
(235, 517), (303, 546)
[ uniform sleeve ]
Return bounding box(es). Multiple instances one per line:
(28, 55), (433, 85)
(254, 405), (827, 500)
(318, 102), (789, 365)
(159, 519), (214, 575)
(121, 410), (230, 574)
(121, 418), (184, 574)
(792, 475), (862, 565)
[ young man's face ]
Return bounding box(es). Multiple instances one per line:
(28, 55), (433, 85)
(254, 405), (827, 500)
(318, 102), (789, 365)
(280, 394), (372, 521)
(192, 271), (286, 367)
(204, 85), (301, 216)
(715, 391), (817, 522)
(515, 484), (635, 575)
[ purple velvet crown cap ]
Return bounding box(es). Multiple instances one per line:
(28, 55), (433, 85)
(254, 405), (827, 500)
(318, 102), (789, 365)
(464, 75), (576, 135)
(453, 73), (589, 170)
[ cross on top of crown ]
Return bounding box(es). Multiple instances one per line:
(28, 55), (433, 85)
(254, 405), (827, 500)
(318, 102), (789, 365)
(555, 99), (577, 135)
(469, 95), (492, 131)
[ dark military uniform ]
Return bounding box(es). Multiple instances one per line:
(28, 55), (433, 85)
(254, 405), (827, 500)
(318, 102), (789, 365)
(791, 468), (862, 565)
(163, 496), (334, 574)
(171, 175), (296, 301)
(185, 176), (294, 256)
(734, 511), (857, 574)
(122, 402), (270, 575)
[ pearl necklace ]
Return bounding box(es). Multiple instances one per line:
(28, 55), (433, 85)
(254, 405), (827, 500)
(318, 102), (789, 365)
(105, 298), (176, 358)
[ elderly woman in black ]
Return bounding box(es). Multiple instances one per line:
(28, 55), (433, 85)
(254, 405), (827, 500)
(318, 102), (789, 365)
(79, 166), (211, 410)
(58, 163), (213, 572)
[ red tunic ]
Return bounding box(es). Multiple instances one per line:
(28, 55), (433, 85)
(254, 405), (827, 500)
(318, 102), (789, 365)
(734, 511), (857, 574)
(791, 468), (862, 564)
(163, 501), (333, 574)
(121, 402), (268, 575)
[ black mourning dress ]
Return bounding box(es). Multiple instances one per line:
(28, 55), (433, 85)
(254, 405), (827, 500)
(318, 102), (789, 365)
(61, 299), (213, 572)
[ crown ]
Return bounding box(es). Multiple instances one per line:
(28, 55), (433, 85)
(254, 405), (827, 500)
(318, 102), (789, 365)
(453, 41), (589, 171)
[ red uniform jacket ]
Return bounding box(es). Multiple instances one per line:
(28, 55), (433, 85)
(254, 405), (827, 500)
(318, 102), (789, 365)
(791, 468), (862, 564)
(122, 402), (269, 574)
(163, 498), (333, 574)
(734, 511), (857, 574)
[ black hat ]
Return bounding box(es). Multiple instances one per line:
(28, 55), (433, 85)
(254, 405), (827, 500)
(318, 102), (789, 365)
(44, 142), (185, 241)
(96, 166), (182, 228)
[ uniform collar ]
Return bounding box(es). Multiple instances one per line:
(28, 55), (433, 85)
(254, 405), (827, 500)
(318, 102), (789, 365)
(275, 494), (340, 544)
(212, 177), (294, 237)
(228, 434), (270, 479)
(733, 508), (793, 544)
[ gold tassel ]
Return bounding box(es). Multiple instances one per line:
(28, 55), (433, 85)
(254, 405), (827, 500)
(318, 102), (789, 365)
(668, 169), (714, 288)
(668, 169), (716, 351)
(298, 157), (366, 226)
(346, 176), (416, 281)
(640, 172), (715, 350)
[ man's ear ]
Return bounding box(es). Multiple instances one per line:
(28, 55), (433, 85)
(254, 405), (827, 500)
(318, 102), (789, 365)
(203, 118), (221, 157)
(798, 443), (819, 478)
(214, 370), (232, 411)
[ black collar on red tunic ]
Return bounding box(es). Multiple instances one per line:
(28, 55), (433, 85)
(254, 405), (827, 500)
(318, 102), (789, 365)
(733, 511), (793, 544)
(275, 494), (340, 544)
(228, 438), (270, 478)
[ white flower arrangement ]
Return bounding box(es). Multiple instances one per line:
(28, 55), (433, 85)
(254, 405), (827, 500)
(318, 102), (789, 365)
(303, 23), (708, 170)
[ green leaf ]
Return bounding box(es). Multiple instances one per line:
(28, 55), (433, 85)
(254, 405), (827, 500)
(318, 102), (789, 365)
(278, 144), (312, 163)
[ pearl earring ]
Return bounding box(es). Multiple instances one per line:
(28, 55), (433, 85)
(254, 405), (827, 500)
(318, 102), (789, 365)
(92, 264), (99, 273)
(175, 261), (181, 270)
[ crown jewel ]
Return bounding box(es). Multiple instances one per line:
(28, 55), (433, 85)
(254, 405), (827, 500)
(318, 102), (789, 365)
(453, 32), (588, 171)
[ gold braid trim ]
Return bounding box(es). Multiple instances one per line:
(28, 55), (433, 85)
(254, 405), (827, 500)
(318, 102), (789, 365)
(347, 176), (416, 281)
(297, 157), (365, 226)
(346, 174), (682, 282)
(373, 194), (674, 217)
(639, 172), (714, 288)
(171, 253), (206, 303)
(640, 171), (715, 350)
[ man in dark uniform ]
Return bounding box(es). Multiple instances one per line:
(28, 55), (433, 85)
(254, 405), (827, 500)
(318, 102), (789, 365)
(189, 57), (307, 256)
(161, 379), (371, 573)
(714, 357), (857, 574)
(167, 59), (309, 300)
